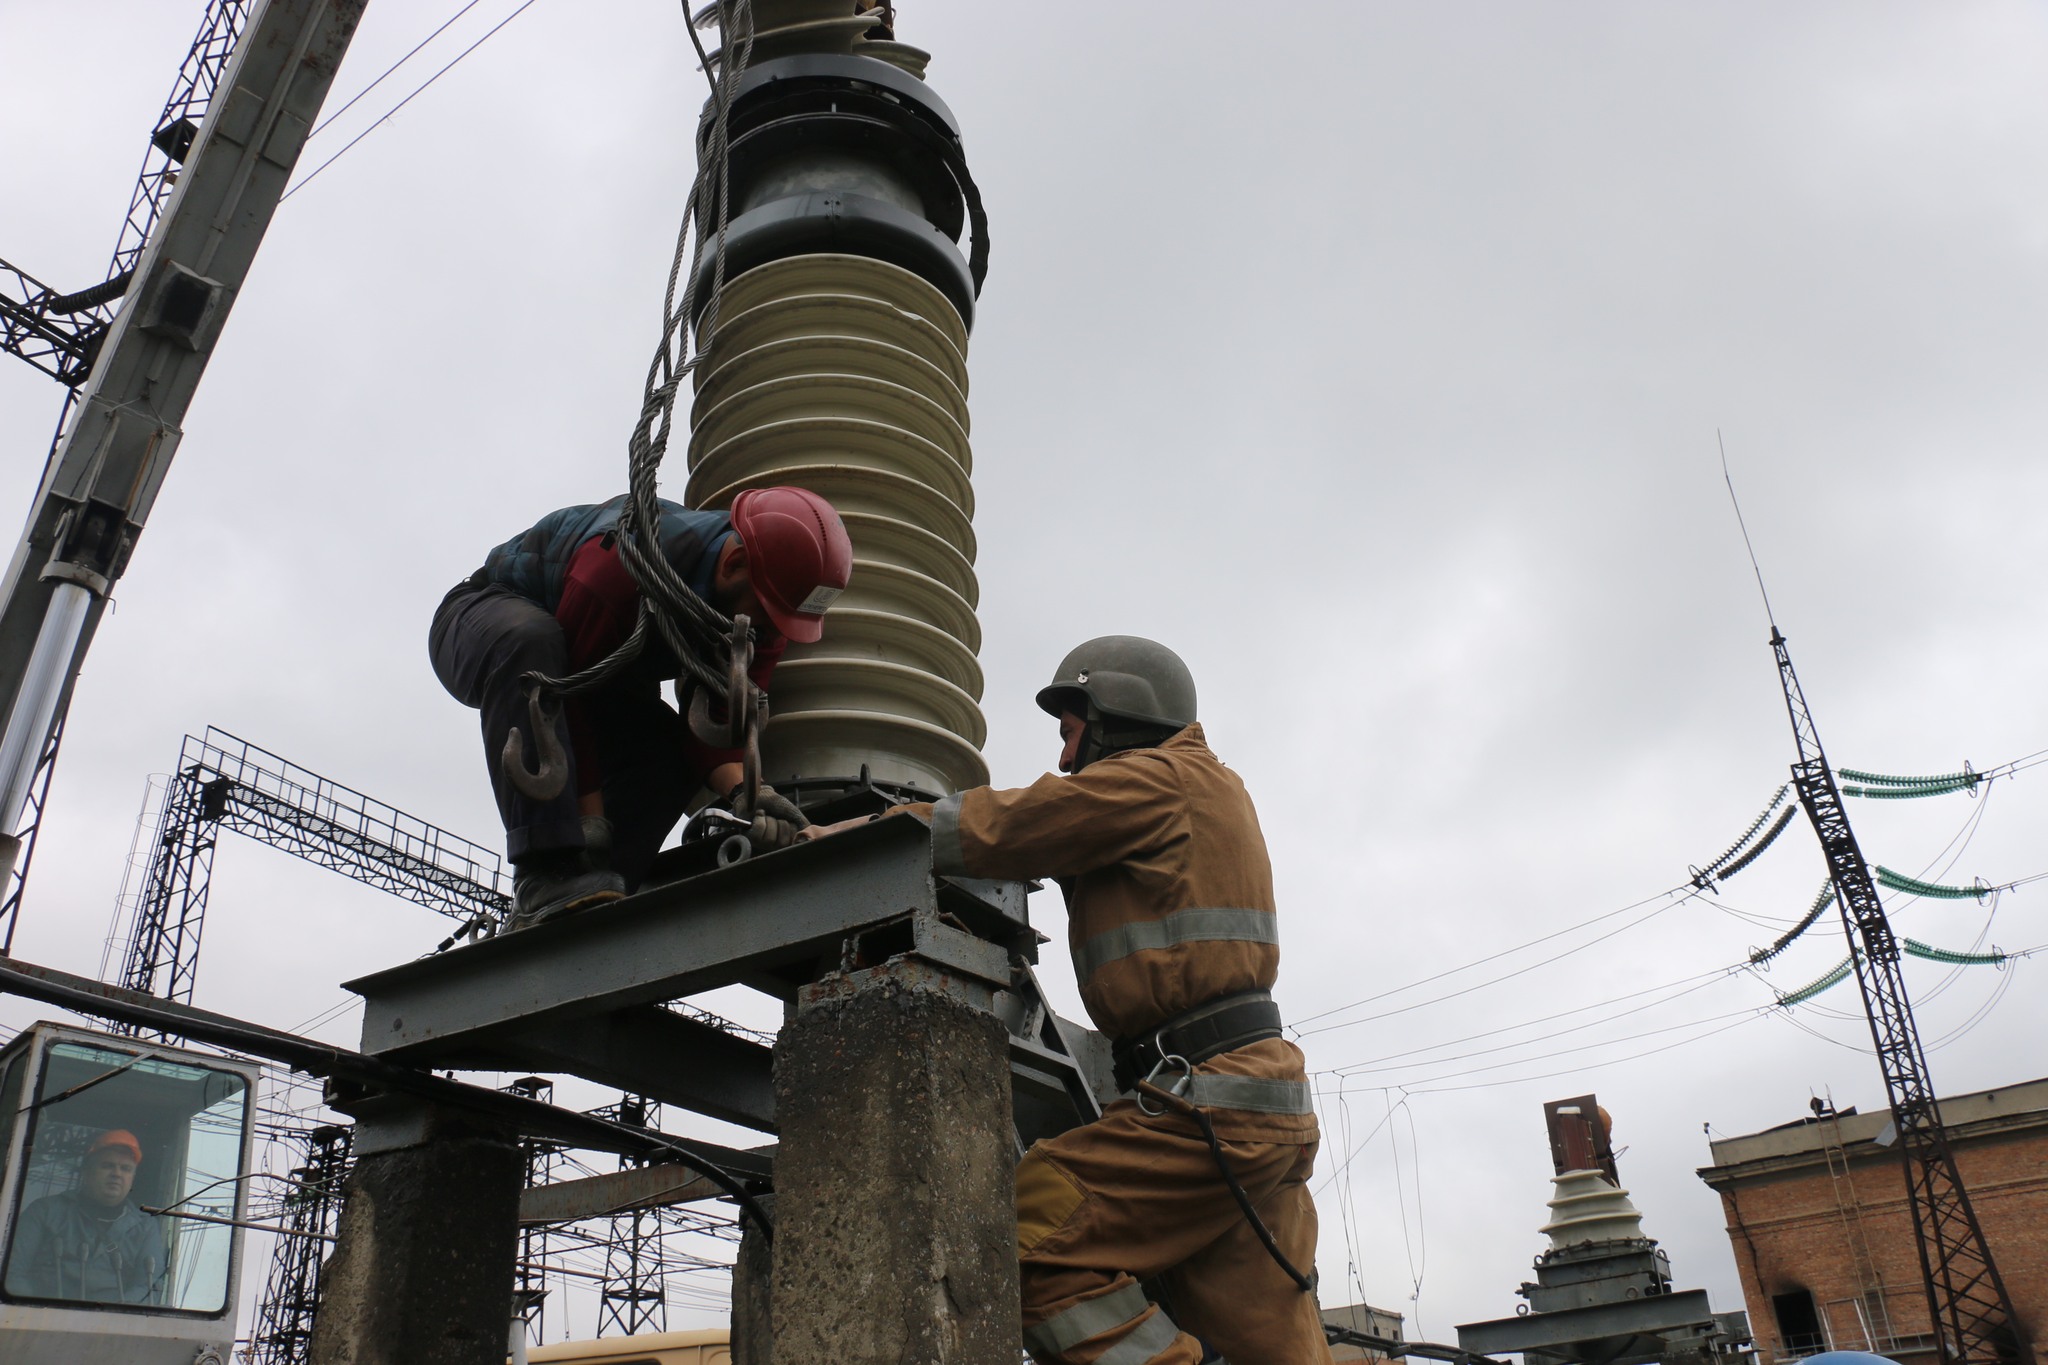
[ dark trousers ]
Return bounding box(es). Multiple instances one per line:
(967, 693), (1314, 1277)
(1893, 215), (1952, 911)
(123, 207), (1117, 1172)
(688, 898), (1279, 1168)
(429, 580), (698, 887)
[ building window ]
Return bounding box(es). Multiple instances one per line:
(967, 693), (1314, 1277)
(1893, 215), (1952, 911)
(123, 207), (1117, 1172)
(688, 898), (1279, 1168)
(1772, 1288), (1827, 1358)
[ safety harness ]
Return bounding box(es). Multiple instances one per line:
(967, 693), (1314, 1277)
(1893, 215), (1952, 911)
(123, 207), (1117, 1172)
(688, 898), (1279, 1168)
(1119, 989), (1316, 1296)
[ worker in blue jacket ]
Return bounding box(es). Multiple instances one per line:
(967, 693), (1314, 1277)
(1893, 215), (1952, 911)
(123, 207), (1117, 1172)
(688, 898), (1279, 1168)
(431, 487), (852, 929)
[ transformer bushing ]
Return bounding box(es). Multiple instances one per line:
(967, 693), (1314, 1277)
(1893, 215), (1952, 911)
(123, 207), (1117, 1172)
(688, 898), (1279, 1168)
(1457, 1168), (1752, 1365)
(686, 7), (990, 802)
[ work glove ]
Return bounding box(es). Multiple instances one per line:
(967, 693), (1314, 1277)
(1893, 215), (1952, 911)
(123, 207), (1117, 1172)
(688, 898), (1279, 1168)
(727, 782), (809, 851)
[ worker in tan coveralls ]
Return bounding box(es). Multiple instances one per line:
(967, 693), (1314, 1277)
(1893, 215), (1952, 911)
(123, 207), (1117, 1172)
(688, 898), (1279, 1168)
(805, 635), (1333, 1365)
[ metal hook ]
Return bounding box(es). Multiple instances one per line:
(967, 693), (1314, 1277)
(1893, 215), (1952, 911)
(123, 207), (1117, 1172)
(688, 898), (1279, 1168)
(501, 684), (567, 801)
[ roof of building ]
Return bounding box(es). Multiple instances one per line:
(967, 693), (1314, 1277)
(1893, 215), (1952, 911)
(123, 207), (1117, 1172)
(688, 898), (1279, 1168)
(1699, 1075), (2048, 1184)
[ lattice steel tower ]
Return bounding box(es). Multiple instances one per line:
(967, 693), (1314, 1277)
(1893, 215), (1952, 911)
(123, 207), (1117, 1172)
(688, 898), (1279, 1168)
(1768, 626), (2026, 1365)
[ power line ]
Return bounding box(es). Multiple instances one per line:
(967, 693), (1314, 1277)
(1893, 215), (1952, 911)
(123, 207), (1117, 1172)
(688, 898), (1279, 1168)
(281, 0), (541, 202)
(310, 0), (491, 138)
(1291, 885), (1691, 1036)
(1324, 969), (1740, 1079)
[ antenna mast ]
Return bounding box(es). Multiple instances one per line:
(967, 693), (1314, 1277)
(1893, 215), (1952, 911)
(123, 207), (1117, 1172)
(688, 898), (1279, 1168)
(1768, 626), (2025, 1365)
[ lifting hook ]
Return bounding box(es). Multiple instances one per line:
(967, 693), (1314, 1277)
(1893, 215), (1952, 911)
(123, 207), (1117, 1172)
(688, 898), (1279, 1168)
(501, 682), (568, 801)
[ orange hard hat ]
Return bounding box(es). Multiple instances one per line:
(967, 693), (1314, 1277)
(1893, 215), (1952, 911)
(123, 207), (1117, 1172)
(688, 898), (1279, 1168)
(88, 1129), (142, 1163)
(729, 487), (852, 644)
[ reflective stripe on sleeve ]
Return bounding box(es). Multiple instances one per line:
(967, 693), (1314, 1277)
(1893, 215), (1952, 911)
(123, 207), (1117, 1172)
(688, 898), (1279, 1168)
(930, 791), (968, 876)
(1023, 1281), (1150, 1359)
(1094, 1307), (1184, 1365)
(1075, 907), (1279, 984)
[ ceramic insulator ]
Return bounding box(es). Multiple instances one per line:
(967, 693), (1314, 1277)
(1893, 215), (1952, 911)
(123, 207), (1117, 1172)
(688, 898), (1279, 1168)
(1538, 1169), (1653, 1248)
(686, 253), (985, 797)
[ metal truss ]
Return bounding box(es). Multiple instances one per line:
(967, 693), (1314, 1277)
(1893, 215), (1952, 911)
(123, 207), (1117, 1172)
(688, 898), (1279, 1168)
(115, 727), (510, 1024)
(506, 1075), (562, 1346)
(0, 2), (253, 388)
(247, 1123), (354, 1365)
(596, 1094), (669, 1337)
(0, 713), (62, 955)
(1771, 628), (2026, 1365)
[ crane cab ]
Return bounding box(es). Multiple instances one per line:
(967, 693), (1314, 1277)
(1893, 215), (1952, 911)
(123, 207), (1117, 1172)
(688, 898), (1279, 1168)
(0, 1021), (261, 1365)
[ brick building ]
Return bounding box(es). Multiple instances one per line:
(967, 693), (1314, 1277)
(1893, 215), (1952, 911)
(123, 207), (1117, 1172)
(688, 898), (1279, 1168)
(1697, 1077), (2048, 1364)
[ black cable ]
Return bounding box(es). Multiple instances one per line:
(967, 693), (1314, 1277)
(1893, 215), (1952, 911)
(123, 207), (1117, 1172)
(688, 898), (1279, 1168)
(0, 957), (773, 1238)
(1137, 1082), (1312, 1295)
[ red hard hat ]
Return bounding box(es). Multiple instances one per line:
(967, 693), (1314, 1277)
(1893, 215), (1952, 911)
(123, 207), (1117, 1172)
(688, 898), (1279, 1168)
(88, 1129), (142, 1163)
(729, 487), (853, 644)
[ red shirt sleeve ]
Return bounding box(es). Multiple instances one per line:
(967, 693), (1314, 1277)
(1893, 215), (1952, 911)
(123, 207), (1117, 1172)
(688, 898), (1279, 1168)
(556, 536), (642, 795)
(555, 534), (789, 797)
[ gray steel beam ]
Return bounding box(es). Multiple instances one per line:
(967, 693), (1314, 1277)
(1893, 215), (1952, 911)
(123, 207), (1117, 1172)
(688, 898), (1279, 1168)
(518, 1156), (774, 1224)
(484, 1006), (777, 1134)
(347, 817), (1027, 1058)
(1456, 1289), (1717, 1355)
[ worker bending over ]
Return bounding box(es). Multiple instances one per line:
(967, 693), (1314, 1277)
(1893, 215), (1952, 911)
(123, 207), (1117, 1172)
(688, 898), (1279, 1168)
(432, 487), (852, 930)
(806, 636), (1332, 1365)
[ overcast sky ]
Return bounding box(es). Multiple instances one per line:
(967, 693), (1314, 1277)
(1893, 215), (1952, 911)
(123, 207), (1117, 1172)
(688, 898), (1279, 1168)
(3, 0), (2046, 1350)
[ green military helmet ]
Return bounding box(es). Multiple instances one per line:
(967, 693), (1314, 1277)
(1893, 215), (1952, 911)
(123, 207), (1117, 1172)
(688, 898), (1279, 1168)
(1035, 635), (1197, 730)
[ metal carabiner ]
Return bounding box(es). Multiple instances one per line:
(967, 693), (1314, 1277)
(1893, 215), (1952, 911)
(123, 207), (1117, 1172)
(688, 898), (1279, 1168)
(1136, 1051), (1193, 1116)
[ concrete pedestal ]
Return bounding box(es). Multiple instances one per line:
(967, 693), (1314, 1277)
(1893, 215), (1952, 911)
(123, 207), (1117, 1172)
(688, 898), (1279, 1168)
(310, 1099), (524, 1365)
(769, 966), (1020, 1364)
(732, 1194), (775, 1365)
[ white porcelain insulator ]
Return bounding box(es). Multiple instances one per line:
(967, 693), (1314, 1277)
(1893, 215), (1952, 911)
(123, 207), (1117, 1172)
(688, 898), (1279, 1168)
(1537, 1169), (1653, 1248)
(687, 254), (986, 795)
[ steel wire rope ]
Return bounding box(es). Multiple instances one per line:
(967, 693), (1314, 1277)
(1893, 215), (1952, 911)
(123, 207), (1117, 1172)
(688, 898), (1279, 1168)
(1324, 968), (1741, 1079)
(281, 0), (542, 202)
(512, 0), (758, 716)
(1312, 963), (1734, 1076)
(1290, 885), (1692, 1036)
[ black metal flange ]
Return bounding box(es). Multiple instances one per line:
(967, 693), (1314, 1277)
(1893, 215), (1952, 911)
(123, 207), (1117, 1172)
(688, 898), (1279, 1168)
(691, 53), (987, 330)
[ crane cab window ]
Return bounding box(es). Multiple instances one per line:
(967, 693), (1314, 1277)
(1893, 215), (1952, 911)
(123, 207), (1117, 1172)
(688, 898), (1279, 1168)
(1, 1038), (250, 1315)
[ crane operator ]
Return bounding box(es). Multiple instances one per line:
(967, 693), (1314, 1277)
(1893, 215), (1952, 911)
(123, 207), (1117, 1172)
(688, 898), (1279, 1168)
(432, 487), (852, 931)
(803, 636), (1333, 1365)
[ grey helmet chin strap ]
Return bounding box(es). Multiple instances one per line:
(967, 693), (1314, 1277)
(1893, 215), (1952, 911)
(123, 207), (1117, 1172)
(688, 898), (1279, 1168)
(1068, 702), (1177, 774)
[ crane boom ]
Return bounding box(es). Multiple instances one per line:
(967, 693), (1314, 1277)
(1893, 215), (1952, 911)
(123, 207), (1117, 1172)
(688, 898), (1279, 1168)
(0, 0), (366, 887)
(1769, 626), (2026, 1365)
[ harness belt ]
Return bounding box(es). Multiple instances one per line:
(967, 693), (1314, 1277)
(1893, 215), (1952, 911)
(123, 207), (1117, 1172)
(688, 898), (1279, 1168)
(1110, 989), (1283, 1094)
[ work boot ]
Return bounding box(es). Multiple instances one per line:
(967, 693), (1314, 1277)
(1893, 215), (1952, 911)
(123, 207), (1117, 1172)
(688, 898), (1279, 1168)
(507, 850), (624, 933)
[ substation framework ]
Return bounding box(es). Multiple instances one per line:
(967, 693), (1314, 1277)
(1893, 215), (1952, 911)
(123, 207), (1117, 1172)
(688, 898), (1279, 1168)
(107, 727), (750, 1352)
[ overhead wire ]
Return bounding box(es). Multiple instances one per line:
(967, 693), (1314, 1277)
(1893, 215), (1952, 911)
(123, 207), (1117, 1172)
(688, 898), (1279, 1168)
(282, 0), (542, 202)
(1290, 885), (1692, 1037)
(1313, 963), (1735, 1075)
(309, 0), (491, 138)
(1400, 1011), (1767, 1097)
(1323, 972), (1741, 1079)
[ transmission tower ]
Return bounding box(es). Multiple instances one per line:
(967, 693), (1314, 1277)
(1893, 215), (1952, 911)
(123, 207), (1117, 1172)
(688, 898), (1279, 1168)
(596, 1094), (671, 1337)
(114, 727), (508, 1025)
(247, 1123), (353, 1365)
(505, 1075), (562, 1346)
(1768, 626), (2027, 1365)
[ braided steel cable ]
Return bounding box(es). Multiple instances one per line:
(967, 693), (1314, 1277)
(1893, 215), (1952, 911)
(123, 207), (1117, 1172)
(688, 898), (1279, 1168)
(519, 0), (759, 707)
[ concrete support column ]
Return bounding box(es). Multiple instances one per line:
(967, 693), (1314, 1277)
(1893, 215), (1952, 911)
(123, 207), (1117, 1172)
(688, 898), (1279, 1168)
(310, 1097), (525, 1365)
(731, 1193), (775, 1365)
(770, 965), (1019, 1364)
